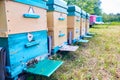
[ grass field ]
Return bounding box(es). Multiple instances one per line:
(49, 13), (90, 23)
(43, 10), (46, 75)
(30, 24), (120, 80)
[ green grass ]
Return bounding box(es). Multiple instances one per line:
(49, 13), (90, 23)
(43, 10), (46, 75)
(28, 24), (120, 80)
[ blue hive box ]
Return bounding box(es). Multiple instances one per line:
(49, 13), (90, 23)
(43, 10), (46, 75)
(67, 5), (81, 17)
(47, 0), (68, 13)
(86, 13), (90, 19)
(81, 10), (86, 19)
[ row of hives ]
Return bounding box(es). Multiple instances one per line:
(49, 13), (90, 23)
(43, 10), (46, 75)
(0, 0), (93, 80)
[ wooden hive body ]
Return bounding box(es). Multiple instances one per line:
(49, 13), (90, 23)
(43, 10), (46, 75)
(0, 0), (49, 79)
(85, 13), (90, 34)
(80, 10), (86, 37)
(67, 5), (81, 43)
(47, 0), (68, 53)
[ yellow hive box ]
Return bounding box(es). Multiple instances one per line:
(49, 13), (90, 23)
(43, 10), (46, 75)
(85, 19), (90, 34)
(0, 1), (47, 37)
(80, 18), (86, 36)
(67, 16), (80, 40)
(47, 11), (67, 48)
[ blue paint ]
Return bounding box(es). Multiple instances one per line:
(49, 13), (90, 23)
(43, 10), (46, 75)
(14, 0), (48, 9)
(58, 17), (65, 21)
(25, 41), (39, 48)
(47, 0), (68, 14)
(47, 5), (68, 13)
(23, 13), (40, 18)
(86, 13), (90, 19)
(96, 16), (103, 23)
(47, 0), (67, 9)
(52, 46), (61, 54)
(52, 42), (68, 54)
(59, 33), (65, 37)
(72, 39), (77, 43)
(81, 10), (86, 18)
(67, 5), (81, 16)
(78, 39), (89, 43)
(0, 30), (49, 78)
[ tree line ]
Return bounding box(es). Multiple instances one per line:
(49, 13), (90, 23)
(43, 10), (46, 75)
(102, 13), (120, 22)
(64, 0), (102, 15)
(64, 0), (120, 22)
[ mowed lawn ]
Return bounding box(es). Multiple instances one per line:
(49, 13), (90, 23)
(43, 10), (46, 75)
(33, 24), (120, 80)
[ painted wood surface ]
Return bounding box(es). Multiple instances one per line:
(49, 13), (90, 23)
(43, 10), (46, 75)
(0, 30), (49, 78)
(0, 1), (8, 37)
(85, 19), (90, 33)
(67, 16), (80, 40)
(47, 12), (67, 28)
(0, 1), (48, 36)
(80, 18), (86, 36)
(48, 27), (67, 48)
(47, 11), (67, 48)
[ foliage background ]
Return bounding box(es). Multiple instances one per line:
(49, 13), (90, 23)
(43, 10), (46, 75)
(64, 0), (120, 22)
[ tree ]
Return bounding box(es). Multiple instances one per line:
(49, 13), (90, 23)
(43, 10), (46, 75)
(64, 0), (102, 15)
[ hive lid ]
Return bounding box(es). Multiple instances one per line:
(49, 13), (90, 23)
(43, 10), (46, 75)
(47, 0), (68, 13)
(47, 0), (67, 9)
(86, 13), (90, 19)
(81, 10), (86, 18)
(25, 59), (63, 77)
(14, 0), (48, 9)
(67, 5), (81, 13)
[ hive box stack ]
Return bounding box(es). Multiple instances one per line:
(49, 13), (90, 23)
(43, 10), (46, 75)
(80, 10), (86, 38)
(85, 13), (90, 35)
(47, 0), (68, 53)
(90, 15), (96, 27)
(67, 5), (81, 44)
(0, 0), (62, 79)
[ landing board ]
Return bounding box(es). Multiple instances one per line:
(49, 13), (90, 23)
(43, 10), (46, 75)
(25, 59), (63, 77)
(60, 45), (79, 51)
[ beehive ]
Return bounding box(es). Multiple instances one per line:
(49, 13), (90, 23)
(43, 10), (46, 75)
(0, 0), (51, 79)
(47, 0), (68, 53)
(85, 13), (90, 34)
(80, 10), (86, 37)
(67, 5), (81, 43)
